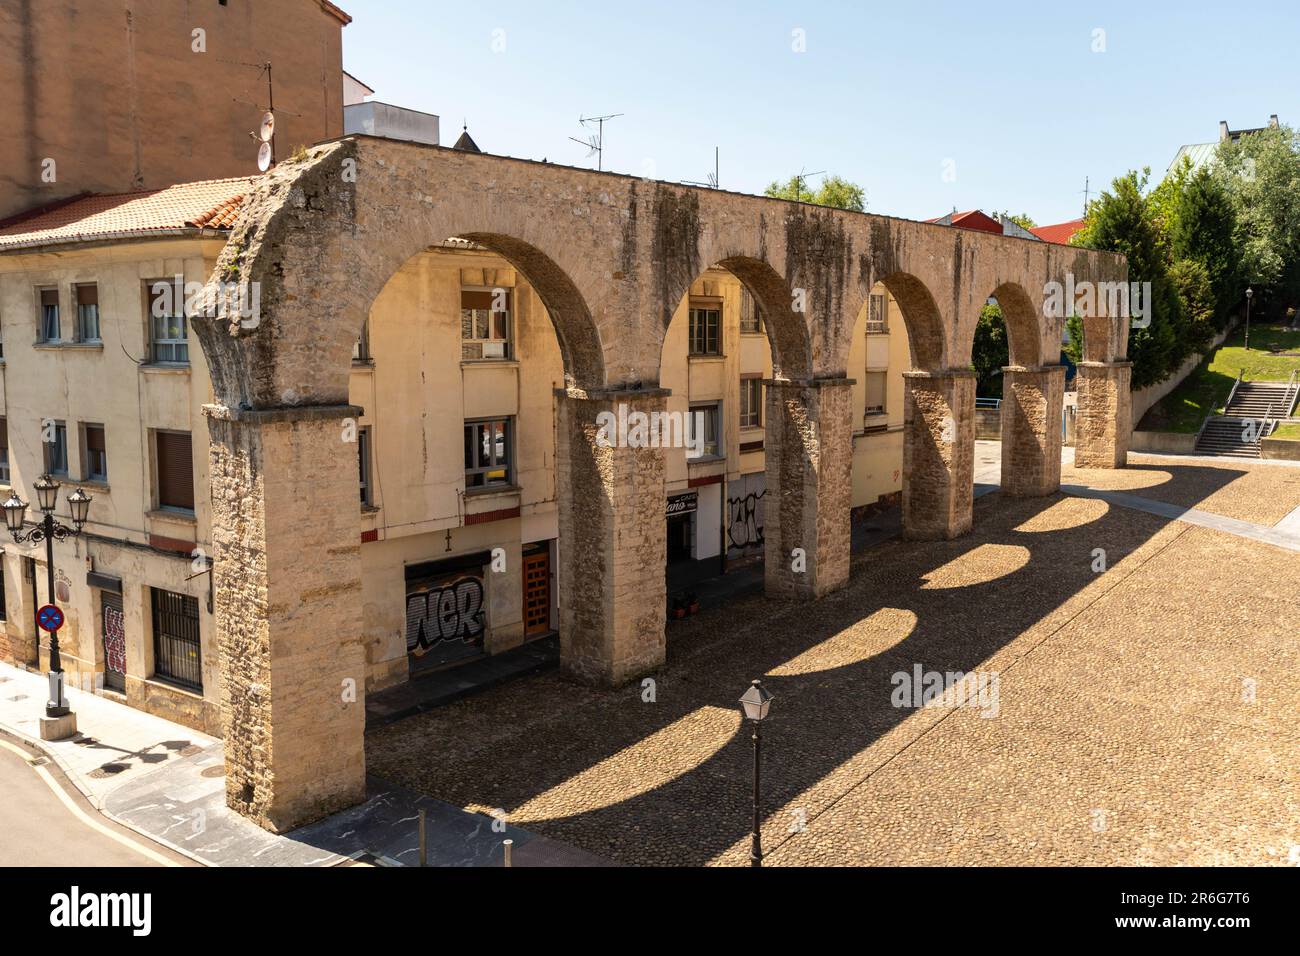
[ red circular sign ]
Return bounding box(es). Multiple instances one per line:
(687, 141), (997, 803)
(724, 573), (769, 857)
(38, 604), (64, 633)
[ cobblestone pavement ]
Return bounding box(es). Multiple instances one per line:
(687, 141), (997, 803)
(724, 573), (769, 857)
(1063, 453), (1300, 526)
(368, 485), (1300, 867)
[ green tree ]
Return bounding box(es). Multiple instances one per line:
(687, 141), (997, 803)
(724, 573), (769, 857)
(1172, 165), (1241, 326)
(764, 174), (866, 212)
(1213, 124), (1300, 315)
(1073, 169), (1186, 389)
(1168, 258), (1215, 354)
(971, 304), (1009, 398)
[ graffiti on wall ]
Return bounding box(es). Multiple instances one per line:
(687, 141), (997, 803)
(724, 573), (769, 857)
(727, 489), (765, 551)
(406, 575), (486, 655)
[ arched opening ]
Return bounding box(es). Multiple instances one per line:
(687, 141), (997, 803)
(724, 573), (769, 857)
(656, 265), (776, 614)
(844, 281), (913, 531)
(869, 272), (973, 540)
(967, 282), (1064, 498)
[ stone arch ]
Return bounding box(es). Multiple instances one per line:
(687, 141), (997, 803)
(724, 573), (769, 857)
(713, 255), (812, 382)
(987, 281), (1044, 370)
(193, 140), (609, 411)
(875, 272), (947, 372)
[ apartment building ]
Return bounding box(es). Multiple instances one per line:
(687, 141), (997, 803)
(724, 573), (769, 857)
(0, 178), (911, 733)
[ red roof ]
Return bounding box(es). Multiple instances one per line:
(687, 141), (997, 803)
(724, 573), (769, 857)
(1030, 218), (1086, 245)
(0, 177), (259, 251)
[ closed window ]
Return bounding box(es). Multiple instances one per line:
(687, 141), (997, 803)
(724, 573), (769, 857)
(152, 588), (201, 691)
(740, 288), (764, 334)
(740, 377), (763, 429)
(867, 293), (888, 334)
(43, 420), (69, 476)
(75, 284), (101, 342)
(865, 371), (887, 416)
(155, 430), (194, 512)
(688, 403), (721, 459)
(461, 289), (511, 360)
(83, 424), (107, 481)
(0, 418), (8, 484)
(39, 288), (60, 342)
(464, 419), (511, 489)
(147, 280), (189, 364)
(689, 304), (721, 356)
(358, 427), (372, 504)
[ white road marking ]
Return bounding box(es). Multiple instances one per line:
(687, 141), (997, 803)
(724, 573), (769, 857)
(0, 737), (180, 867)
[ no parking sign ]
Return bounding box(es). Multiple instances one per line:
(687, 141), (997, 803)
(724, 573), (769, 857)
(37, 604), (64, 633)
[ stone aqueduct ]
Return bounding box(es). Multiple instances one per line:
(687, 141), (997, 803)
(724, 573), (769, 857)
(193, 136), (1130, 831)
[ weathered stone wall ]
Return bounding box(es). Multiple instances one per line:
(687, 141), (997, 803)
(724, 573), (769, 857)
(902, 371), (976, 539)
(763, 379), (853, 599)
(1001, 365), (1066, 497)
(206, 404), (367, 833)
(555, 389), (668, 685)
(1075, 362), (1132, 469)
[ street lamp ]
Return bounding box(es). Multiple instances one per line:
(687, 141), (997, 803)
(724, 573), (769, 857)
(738, 678), (774, 868)
(5, 476), (92, 720)
(1245, 287), (1254, 352)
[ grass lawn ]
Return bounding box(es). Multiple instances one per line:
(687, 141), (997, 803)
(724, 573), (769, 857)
(1137, 324), (1300, 433)
(1272, 422), (1300, 440)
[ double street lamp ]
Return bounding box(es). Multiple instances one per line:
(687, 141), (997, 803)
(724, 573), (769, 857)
(2, 475), (92, 718)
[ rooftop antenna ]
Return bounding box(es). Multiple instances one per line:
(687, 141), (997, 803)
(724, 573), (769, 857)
(1080, 176), (1090, 217)
(248, 61), (276, 172)
(684, 147), (721, 189)
(569, 113), (623, 172)
(795, 167), (826, 201)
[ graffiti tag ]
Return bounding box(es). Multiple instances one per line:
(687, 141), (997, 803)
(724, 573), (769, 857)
(406, 576), (485, 653)
(727, 490), (765, 550)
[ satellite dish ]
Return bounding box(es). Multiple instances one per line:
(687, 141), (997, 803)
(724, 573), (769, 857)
(257, 141), (273, 172)
(259, 111), (275, 143)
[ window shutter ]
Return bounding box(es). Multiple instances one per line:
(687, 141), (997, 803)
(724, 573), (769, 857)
(76, 284), (98, 307)
(461, 290), (495, 310)
(40, 289), (59, 309)
(87, 426), (106, 452)
(157, 432), (194, 510)
(0, 418), (7, 449)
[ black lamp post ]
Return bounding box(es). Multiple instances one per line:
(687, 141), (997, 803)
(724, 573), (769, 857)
(1245, 287), (1254, 352)
(738, 678), (773, 868)
(3, 476), (92, 718)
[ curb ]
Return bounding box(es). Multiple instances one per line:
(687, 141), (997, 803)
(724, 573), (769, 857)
(0, 717), (214, 867)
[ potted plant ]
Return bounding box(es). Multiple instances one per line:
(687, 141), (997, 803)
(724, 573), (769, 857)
(686, 592), (701, 615)
(671, 596), (687, 620)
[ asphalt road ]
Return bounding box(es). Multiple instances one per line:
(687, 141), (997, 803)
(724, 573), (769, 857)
(0, 736), (194, 867)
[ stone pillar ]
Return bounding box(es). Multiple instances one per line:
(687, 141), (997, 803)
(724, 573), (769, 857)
(555, 388), (667, 686)
(1000, 365), (1066, 497)
(903, 370), (975, 540)
(1074, 361), (1132, 468)
(205, 403), (367, 833)
(763, 379), (853, 600)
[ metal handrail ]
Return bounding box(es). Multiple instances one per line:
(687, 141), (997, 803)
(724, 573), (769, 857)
(1223, 368), (1245, 414)
(1285, 369), (1299, 418)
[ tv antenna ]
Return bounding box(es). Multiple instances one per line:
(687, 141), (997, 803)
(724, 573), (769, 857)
(684, 147), (721, 189)
(1080, 176), (1090, 216)
(248, 61), (276, 171)
(792, 168), (826, 201)
(569, 113), (622, 171)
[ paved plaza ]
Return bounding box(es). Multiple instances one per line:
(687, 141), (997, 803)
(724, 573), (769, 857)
(368, 452), (1300, 866)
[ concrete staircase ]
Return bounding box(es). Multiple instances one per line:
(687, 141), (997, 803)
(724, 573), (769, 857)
(1194, 374), (1299, 458)
(1195, 417), (1268, 458)
(1224, 380), (1299, 419)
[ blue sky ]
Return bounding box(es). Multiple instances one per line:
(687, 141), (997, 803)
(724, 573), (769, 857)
(341, 0), (1297, 226)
